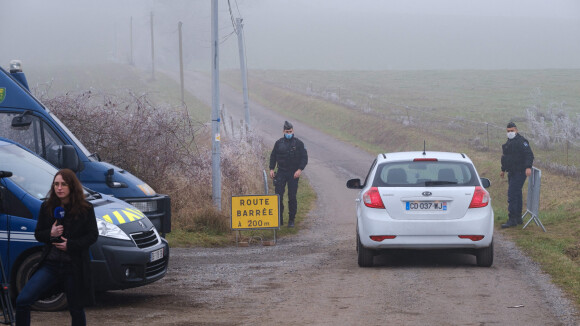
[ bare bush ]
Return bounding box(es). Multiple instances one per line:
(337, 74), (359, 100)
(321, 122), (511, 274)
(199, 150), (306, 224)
(41, 90), (268, 233)
(525, 89), (580, 150)
(43, 90), (201, 191)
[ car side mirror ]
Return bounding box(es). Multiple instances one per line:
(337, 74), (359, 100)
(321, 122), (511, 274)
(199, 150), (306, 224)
(47, 145), (81, 172)
(346, 178), (363, 189)
(480, 177), (491, 188)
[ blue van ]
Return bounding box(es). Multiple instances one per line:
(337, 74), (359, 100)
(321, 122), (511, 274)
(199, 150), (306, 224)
(0, 60), (170, 235)
(0, 138), (169, 311)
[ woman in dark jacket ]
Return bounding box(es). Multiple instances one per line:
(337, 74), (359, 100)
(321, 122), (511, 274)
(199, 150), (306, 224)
(15, 169), (99, 326)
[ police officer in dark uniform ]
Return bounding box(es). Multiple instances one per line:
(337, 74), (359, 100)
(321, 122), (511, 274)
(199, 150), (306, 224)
(269, 121), (308, 227)
(500, 122), (534, 228)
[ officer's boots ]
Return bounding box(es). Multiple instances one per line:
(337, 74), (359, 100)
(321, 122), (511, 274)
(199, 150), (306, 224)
(501, 214), (518, 228)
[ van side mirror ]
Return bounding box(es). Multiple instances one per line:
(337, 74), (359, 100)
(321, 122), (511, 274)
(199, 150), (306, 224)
(480, 177), (491, 188)
(346, 178), (363, 189)
(106, 169), (128, 188)
(47, 145), (81, 172)
(11, 113), (32, 128)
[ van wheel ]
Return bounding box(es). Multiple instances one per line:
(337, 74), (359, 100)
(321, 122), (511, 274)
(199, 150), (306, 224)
(357, 233), (374, 267)
(476, 241), (494, 267)
(14, 251), (68, 311)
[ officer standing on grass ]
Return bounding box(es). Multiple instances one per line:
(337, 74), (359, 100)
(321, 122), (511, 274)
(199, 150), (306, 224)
(500, 122), (534, 228)
(269, 121), (308, 228)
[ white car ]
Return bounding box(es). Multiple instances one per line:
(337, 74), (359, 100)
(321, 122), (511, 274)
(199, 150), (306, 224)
(347, 151), (494, 267)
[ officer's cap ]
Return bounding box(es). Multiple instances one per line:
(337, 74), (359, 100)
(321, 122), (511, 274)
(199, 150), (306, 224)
(507, 122), (517, 128)
(284, 121), (293, 130)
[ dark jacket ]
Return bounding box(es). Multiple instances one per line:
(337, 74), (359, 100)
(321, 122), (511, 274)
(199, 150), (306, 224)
(35, 201), (99, 306)
(501, 133), (534, 173)
(269, 136), (308, 173)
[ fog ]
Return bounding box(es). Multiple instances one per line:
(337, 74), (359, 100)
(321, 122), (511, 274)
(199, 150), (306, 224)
(1, 0), (579, 70)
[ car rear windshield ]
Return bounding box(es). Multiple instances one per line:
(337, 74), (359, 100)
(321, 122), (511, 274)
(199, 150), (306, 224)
(372, 161), (480, 187)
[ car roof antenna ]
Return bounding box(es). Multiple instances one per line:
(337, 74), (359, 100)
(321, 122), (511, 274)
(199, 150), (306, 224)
(423, 140), (426, 155)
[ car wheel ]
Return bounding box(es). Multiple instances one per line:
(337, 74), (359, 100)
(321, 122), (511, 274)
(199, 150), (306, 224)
(476, 240), (494, 267)
(14, 251), (69, 311)
(357, 233), (374, 267)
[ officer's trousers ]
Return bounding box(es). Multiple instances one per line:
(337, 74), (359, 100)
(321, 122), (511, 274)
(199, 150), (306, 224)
(507, 170), (527, 219)
(274, 170), (299, 223)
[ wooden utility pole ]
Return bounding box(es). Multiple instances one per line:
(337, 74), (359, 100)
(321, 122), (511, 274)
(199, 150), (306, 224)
(178, 21), (184, 104)
(129, 16), (134, 65)
(236, 18), (250, 129)
(150, 11), (155, 80)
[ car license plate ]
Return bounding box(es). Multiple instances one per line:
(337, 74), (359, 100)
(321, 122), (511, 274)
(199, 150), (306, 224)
(406, 201), (447, 211)
(150, 248), (164, 262)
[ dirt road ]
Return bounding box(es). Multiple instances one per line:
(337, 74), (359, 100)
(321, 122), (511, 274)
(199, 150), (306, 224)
(33, 71), (578, 325)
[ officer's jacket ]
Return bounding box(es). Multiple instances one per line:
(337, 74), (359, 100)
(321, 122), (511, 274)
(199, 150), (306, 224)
(501, 133), (534, 173)
(269, 136), (308, 172)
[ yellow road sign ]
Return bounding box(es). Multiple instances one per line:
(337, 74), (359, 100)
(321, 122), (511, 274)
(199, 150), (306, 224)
(231, 194), (279, 230)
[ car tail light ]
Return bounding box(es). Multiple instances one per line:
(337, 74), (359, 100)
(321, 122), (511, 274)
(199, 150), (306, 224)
(362, 187), (385, 208)
(459, 235), (485, 241)
(370, 235), (396, 241)
(469, 186), (489, 208)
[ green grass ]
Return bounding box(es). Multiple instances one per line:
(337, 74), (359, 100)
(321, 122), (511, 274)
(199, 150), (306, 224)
(225, 69), (580, 309)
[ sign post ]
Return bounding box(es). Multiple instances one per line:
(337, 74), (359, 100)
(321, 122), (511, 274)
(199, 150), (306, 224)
(231, 194), (280, 245)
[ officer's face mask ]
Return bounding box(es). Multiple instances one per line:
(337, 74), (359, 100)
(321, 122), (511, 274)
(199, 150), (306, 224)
(507, 131), (516, 139)
(284, 128), (294, 139)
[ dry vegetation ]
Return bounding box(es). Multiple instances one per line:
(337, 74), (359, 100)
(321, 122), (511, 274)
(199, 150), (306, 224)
(42, 90), (268, 236)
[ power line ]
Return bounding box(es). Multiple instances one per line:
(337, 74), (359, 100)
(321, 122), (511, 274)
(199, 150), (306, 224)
(228, 0), (238, 34)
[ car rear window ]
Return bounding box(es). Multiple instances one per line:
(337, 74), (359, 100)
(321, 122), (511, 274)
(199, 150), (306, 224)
(372, 161), (480, 187)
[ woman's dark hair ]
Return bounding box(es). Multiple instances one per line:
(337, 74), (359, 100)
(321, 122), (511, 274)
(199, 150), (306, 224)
(46, 169), (90, 217)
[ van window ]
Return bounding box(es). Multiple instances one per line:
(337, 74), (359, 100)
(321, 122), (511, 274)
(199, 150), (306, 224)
(0, 112), (65, 166)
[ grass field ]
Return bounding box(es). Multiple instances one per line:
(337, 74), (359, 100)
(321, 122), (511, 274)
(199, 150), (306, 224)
(234, 69), (580, 170)
(222, 69), (580, 309)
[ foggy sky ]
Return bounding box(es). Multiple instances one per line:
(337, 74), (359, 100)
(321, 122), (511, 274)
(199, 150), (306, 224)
(0, 0), (579, 71)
